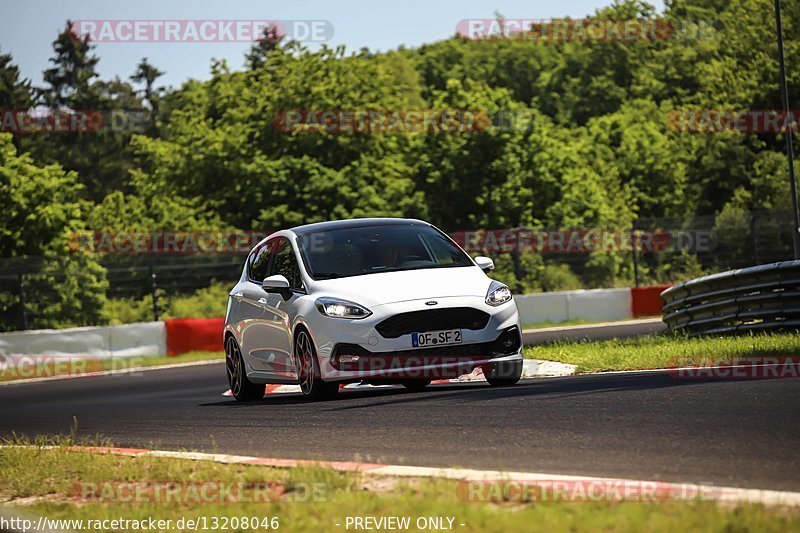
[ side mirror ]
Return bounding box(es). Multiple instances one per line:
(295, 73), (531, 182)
(474, 256), (495, 273)
(262, 275), (292, 299)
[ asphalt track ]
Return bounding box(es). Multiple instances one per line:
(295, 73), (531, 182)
(1, 362), (798, 492)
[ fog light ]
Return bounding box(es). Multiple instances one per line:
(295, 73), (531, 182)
(493, 327), (521, 355)
(339, 355), (360, 363)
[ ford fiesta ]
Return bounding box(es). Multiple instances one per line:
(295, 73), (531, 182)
(224, 218), (523, 401)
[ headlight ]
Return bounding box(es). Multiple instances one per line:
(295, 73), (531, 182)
(485, 281), (512, 306)
(316, 297), (372, 319)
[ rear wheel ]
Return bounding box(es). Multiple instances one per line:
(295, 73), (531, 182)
(295, 330), (339, 401)
(484, 359), (522, 387)
(226, 336), (265, 402)
(401, 379), (432, 391)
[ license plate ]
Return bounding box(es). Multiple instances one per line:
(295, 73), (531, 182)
(412, 329), (462, 347)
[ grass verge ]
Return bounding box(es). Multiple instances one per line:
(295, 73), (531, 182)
(0, 351), (224, 383)
(0, 439), (798, 532)
(524, 332), (800, 373)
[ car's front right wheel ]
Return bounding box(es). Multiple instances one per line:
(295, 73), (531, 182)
(295, 329), (339, 401)
(484, 359), (523, 387)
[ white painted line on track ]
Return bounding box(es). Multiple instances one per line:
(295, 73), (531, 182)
(522, 317), (663, 335)
(0, 359), (223, 387)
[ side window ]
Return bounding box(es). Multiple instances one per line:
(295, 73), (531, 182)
(248, 241), (273, 282)
(270, 238), (304, 291)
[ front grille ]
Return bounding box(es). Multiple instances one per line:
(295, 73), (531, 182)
(375, 307), (490, 338)
(331, 342), (493, 371)
(334, 342), (494, 360)
(331, 326), (520, 373)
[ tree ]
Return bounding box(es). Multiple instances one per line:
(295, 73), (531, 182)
(0, 133), (107, 330)
(41, 20), (100, 108)
(246, 25), (284, 70)
(130, 58), (164, 132)
(0, 50), (34, 110)
(29, 21), (146, 201)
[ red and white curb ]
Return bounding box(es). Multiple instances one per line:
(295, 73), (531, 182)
(223, 359), (577, 396)
(26, 445), (800, 507)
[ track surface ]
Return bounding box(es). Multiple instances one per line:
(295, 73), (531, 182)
(2, 363), (799, 492)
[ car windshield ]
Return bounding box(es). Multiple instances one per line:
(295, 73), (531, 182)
(297, 224), (473, 280)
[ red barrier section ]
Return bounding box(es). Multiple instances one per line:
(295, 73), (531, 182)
(631, 285), (672, 318)
(165, 317), (225, 356)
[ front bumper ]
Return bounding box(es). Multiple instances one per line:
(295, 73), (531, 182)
(307, 296), (522, 382)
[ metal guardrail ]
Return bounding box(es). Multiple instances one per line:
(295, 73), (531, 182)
(661, 260), (800, 335)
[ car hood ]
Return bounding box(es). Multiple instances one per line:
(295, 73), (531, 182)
(308, 266), (491, 307)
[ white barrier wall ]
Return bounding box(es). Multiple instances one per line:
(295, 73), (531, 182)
(0, 288), (638, 358)
(514, 288), (633, 325)
(0, 321), (167, 359)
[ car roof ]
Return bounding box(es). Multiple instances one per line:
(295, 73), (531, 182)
(289, 218), (430, 236)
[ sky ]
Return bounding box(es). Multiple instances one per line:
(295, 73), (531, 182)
(0, 0), (665, 90)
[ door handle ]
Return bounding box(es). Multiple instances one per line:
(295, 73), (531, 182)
(233, 292), (244, 301)
(257, 298), (268, 305)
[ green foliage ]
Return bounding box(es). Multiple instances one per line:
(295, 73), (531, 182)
(105, 282), (231, 324)
(3, 0), (800, 329)
(162, 281), (230, 319)
(538, 263), (584, 292)
(103, 294), (155, 325)
(0, 133), (108, 330)
(0, 51), (34, 110)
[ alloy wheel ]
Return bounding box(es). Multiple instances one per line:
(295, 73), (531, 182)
(295, 331), (315, 395)
(225, 336), (242, 397)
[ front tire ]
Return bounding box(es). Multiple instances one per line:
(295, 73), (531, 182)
(295, 329), (339, 401)
(484, 359), (523, 387)
(401, 379), (431, 391)
(226, 336), (265, 402)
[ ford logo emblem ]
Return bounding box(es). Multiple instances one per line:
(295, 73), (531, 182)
(425, 301), (438, 306)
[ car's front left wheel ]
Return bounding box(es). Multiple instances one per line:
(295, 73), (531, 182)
(226, 336), (265, 402)
(484, 359), (523, 387)
(295, 329), (339, 401)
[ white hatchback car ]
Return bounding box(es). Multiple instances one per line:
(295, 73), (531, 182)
(224, 218), (523, 401)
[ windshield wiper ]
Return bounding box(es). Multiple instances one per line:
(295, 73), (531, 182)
(313, 272), (341, 279)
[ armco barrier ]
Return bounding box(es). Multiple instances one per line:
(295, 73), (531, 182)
(164, 317), (225, 355)
(0, 321), (166, 358)
(661, 261), (800, 335)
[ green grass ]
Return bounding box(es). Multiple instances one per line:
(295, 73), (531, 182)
(0, 351), (223, 383)
(1, 439), (798, 532)
(524, 332), (800, 373)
